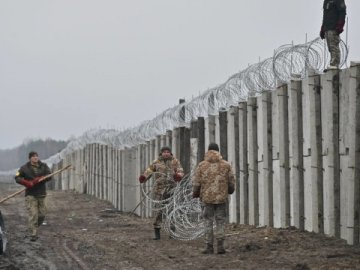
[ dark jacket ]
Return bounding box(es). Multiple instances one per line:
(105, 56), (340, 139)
(14, 161), (52, 197)
(322, 0), (346, 31)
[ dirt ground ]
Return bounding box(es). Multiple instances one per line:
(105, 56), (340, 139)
(1, 183), (360, 270)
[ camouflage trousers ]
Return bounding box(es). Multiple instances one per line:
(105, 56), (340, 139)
(152, 188), (173, 229)
(325, 30), (341, 67)
(202, 203), (226, 245)
(25, 195), (47, 236)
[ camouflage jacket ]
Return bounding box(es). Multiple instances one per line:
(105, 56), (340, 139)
(142, 155), (184, 194)
(193, 150), (235, 204)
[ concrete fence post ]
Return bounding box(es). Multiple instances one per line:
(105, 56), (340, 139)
(64, 154), (71, 190)
(95, 145), (100, 197)
(172, 128), (180, 158)
(190, 120), (199, 173)
(75, 150), (82, 192)
(136, 144), (146, 217)
(259, 91), (273, 227)
(114, 149), (118, 209)
(277, 84), (290, 228)
(289, 80), (305, 230)
(83, 145), (90, 194)
(108, 147), (112, 204)
(104, 145), (109, 201)
(49, 163), (58, 190)
(239, 101), (249, 224)
(308, 71), (324, 233)
(124, 147), (138, 213)
(120, 149), (125, 211)
(149, 139), (156, 217)
(57, 160), (63, 190)
(179, 127), (191, 175)
(340, 62), (360, 244)
(112, 148), (116, 205)
(197, 117), (205, 164)
(70, 152), (76, 190)
(95, 144), (100, 198)
(160, 134), (167, 148)
(156, 135), (161, 157)
(227, 106), (239, 223)
(219, 110), (228, 162)
(215, 115), (221, 148)
(206, 115), (216, 146)
(117, 149), (122, 210)
(100, 144), (106, 200)
(247, 97), (259, 226)
(166, 130), (172, 148)
(321, 69), (341, 237)
(81, 148), (87, 194)
(190, 138), (198, 174)
(144, 141), (151, 217)
(191, 120), (198, 139)
(90, 144), (95, 196)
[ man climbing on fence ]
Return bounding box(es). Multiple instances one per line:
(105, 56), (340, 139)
(138, 146), (184, 240)
(320, 0), (347, 70)
(14, 151), (52, 241)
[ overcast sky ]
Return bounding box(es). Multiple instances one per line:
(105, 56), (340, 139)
(1, 0), (359, 150)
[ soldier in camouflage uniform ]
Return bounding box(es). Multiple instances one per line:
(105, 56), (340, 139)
(138, 146), (184, 240)
(320, 0), (346, 69)
(193, 143), (235, 254)
(15, 151), (52, 241)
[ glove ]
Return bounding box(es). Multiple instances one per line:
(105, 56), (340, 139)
(20, 179), (34, 189)
(138, 175), (146, 183)
(192, 191), (200, 198)
(33, 176), (43, 185)
(335, 20), (345, 34)
(319, 25), (325, 39)
(173, 173), (182, 182)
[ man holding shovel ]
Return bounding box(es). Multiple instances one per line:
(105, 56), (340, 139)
(14, 151), (52, 241)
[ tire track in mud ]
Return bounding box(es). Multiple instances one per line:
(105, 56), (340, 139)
(32, 230), (93, 270)
(0, 186), (90, 270)
(1, 235), (90, 270)
(62, 239), (90, 270)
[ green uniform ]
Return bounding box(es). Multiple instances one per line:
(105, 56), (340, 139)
(142, 155), (184, 229)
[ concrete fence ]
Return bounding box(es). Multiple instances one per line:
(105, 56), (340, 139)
(50, 62), (360, 245)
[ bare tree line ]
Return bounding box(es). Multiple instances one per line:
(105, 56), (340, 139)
(0, 138), (68, 171)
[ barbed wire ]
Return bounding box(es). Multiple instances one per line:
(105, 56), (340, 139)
(23, 37), (347, 170)
(0, 36), (349, 193)
(140, 171), (206, 241)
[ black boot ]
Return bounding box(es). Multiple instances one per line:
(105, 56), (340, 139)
(201, 243), (214, 254)
(38, 216), (45, 226)
(217, 239), (225, 254)
(153, 228), (160, 240)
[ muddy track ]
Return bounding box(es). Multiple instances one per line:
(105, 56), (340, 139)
(1, 183), (360, 270)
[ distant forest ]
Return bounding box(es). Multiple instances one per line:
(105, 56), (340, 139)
(0, 139), (68, 171)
